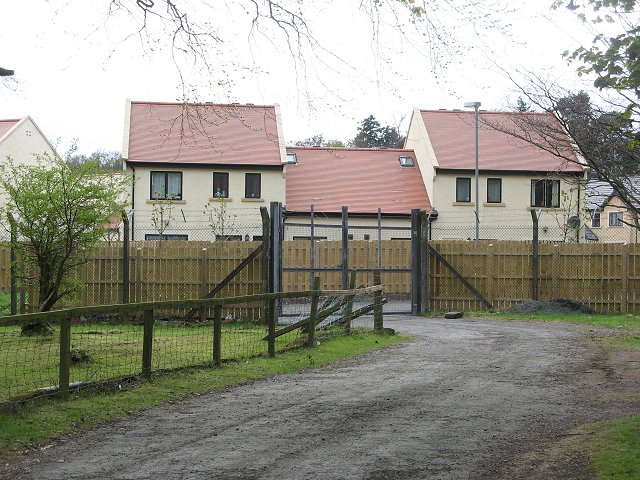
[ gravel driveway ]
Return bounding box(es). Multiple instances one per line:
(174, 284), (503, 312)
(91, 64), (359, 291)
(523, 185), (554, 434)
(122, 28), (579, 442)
(4, 316), (635, 480)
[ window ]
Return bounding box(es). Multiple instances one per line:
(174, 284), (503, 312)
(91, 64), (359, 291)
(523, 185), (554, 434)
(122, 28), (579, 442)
(293, 236), (328, 241)
(145, 234), (188, 241)
(363, 234), (370, 241)
(150, 171), (182, 200)
(456, 178), (471, 203)
(286, 153), (298, 164)
(486, 178), (502, 203)
(213, 172), (229, 198)
(609, 211), (624, 227)
(216, 235), (242, 241)
(245, 173), (261, 199)
(591, 211), (601, 228)
(531, 179), (560, 208)
(398, 156), (414, 167)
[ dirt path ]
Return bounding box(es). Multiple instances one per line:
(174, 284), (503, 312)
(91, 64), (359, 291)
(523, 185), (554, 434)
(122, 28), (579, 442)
(3, 316), (637, 480)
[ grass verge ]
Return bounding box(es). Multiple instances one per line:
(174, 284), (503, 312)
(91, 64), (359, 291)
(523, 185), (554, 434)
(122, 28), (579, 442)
(590, 416), (640, 479)
(447, 310), (640, 331)
(0, 330), (406, 460)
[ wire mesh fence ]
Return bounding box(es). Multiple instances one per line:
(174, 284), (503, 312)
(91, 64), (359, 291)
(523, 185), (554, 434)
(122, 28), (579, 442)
(283, 214), (412, 313)
(0, 286), (383, 407)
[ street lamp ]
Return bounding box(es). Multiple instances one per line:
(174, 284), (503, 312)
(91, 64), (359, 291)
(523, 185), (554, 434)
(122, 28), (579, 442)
(464, 101), (481, 242)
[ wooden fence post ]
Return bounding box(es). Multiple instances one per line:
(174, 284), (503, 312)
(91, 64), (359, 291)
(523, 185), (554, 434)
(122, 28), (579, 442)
(9, 214), (17, 315)
(343, 270), (356, 336)
(268, 295), (277, 357)
(200, 248), (208, 320)
(622, 244), (630, 312)
(59, 316), (72, 399)
(213, 304), (222, 366)
(122, 211), (130, 304)
(373, 269), (383, 331)
(307, 277), (320, 347)
(142, 308), (154, 379)
(341, 206), (349, 290)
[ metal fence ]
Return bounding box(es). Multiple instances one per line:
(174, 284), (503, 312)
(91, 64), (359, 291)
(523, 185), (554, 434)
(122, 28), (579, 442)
(282, 207), (412, 313)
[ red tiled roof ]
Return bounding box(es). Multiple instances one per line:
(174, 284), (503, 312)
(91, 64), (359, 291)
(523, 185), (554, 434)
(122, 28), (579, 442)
(0, 119), (20, 140)
(286, 147), (432, 214)
(420, 110), (583, 172)
(127, 102), (283, 166)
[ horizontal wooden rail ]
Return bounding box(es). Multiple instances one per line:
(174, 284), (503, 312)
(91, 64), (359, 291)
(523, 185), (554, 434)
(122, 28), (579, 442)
(0, 285), (384, 326)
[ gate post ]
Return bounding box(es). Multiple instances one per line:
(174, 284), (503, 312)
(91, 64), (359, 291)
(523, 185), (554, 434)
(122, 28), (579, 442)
(531, 209), (540, 300)
(411, 209), (421, 314)
(419, 210), (430, 313)
(270, 202), (283, 315)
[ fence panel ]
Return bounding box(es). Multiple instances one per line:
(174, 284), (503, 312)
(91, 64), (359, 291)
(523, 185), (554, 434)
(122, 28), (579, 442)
(0, 241), (264, 314)
(429, 240), (640, 313)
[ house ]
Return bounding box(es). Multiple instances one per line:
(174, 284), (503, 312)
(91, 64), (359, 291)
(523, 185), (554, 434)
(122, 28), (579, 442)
(585, 178), (640, 243)
(284, 147), (432, 240)
(404, 109), (586, 241)
(0, 116), (56, 167)
(0, 116), (58, 220)
(122, 100), (288, 241)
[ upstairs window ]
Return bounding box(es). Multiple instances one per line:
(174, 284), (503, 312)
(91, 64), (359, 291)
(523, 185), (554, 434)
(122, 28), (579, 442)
(150, 171), (182, 200)
(456, 177), (471, 203)
(591, 211), (601, 228)
(286, 153), (298, 164)
(487, 178), (502, 203)
(213, 172), (229, 198)
(245, 173), (261, 199)
(531, 179), (560, 208)
(398, 156), (414, 167)
(609, 211), (624, 227)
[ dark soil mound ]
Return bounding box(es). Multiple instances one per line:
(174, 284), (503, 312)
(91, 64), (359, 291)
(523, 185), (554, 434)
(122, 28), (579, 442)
(506, 299), (595, 315)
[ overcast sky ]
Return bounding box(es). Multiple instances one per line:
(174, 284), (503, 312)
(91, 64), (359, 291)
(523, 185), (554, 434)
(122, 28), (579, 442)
(1, 0), (598, 155)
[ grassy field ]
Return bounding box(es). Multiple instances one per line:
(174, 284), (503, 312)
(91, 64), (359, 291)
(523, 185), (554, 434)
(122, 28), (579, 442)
(0, 330), (406, 459)
(0, 320), (307, 404)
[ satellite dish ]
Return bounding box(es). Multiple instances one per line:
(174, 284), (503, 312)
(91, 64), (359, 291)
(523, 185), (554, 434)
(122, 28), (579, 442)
(567, 216), (580, 229)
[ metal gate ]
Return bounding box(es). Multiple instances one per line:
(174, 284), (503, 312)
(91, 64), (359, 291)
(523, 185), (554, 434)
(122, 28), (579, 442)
(279, 205), (413, 314)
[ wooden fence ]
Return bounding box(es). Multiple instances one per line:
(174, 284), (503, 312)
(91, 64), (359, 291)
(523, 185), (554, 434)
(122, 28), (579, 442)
(429, 240), (640, 313)
(1, 239), (638, 314)
(1, 241), (264, 313)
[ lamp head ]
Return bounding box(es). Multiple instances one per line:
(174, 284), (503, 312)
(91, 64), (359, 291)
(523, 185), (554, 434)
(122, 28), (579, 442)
(464, 101), (481, 109)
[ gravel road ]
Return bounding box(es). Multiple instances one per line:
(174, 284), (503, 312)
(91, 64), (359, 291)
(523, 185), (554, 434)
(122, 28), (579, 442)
(4, 315), (635, 480)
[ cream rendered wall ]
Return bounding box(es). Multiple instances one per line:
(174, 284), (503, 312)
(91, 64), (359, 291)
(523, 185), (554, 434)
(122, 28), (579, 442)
(431, 172), (584, 241)
(130, 165), (286, 240)
(404, 109), (438, 196)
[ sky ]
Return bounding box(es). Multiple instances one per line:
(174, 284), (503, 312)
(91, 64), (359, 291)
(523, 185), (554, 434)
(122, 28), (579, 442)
(0, 0), (601, 155)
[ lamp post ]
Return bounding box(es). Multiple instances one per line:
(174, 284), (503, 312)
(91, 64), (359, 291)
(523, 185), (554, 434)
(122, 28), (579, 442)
(464, 101), (481, 242)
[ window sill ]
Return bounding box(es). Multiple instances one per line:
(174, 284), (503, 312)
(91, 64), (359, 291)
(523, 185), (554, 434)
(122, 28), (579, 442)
(484, 202), (505, 207)
(146, 199), (186, 205)
(529, 206), (559, 211)
(452, 202), (474, 206)
(242, 197), (264, 202)
(209, 197), (232, 202)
